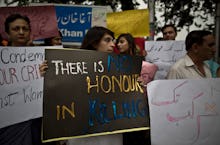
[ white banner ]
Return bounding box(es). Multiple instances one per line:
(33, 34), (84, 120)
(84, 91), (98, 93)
(0, 46), (62, 129)
(145, 41), (186, 79)
(147, 78), (220, 145)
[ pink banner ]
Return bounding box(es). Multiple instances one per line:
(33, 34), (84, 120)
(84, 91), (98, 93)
(0, 6), (58, 40)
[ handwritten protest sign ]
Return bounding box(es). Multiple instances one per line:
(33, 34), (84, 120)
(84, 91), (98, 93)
(0, 46), (44, 129)
(0, 6), (58, 40)
(145, 41), (186, 79)
(43, 49), (150, 142)
(0, 46), (63, 129)
(147, 78), (220, 145)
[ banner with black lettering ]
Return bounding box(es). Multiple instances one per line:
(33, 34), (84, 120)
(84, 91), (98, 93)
(0, 46), (63, 129)
(0, 46), (44, 129)
(43, 49), (150, 142)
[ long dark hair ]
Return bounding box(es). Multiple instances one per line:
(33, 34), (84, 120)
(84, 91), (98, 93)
(81, 26), (114, 50)
(116, 33), (136, 55)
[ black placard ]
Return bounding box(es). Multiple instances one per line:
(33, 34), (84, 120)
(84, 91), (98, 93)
(43, 49), (150, 142)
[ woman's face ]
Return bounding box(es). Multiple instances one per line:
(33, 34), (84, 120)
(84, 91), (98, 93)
(117, 37), (129, 54)
(51, 36), (62, 46)
(7, 19), (31, 46)
(95, 34), (115, 53)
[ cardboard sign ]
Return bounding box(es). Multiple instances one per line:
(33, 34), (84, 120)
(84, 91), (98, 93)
(147, 78), (220, 145)
(43, 49), (150, 142)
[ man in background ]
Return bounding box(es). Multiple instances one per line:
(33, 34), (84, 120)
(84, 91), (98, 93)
(161, 24), (177, 40)
(167, 30), (216, 79)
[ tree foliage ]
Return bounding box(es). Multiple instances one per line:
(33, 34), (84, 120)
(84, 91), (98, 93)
(155, 0), (216, 34)
(3, 0), (217, 34)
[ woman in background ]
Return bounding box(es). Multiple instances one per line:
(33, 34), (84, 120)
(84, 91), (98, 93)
(116, 33), (136, 55)
(116, 33), (158, 145)
(116, 33), (158, 86)
(43, 30), (62, 46)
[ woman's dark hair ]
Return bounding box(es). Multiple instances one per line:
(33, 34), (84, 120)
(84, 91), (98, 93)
(116, 33), (136, 55)
(185, 30), (212, 51)
(81, 26), (114, 50)
(44, 30), (62, 46)
(5, 13), (31, 33)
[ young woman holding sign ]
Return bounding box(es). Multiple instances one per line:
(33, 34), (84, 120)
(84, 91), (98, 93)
(39, 26), (122, 145)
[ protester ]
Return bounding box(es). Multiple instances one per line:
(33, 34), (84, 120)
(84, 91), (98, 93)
(4, 14), (32, 46)
(80, 26), (115, 52)
(161, 24), (177, 40)
(0, 13), (58, 145)
(166, 30), (216, 79)
(116, 33), (158, 145)
(116, 33), (136, 55)
(162, 24), (219, 78)
(116, 33), (158, 86)
(40, 26), (123, 145)
(43, 30), (62, 46)
(0, 13), (36, 145)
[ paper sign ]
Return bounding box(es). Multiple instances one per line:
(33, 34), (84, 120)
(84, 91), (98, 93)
(145, 41), (186, 79)
(147, 78), (220, 145)
(0, 46), (63, 129)
(0, 46), (44, 128)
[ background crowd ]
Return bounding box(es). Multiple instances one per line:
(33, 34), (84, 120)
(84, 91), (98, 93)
(0, 13), (219, 145)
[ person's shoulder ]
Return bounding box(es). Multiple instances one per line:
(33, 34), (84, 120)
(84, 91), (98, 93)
(171, 56), (186, 69)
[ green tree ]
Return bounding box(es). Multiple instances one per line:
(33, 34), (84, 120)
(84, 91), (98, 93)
(155, 0), (216, 34)
(3, 0), (217, 34)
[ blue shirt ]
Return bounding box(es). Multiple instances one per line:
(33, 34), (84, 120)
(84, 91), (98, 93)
(205, 60), (219, 78)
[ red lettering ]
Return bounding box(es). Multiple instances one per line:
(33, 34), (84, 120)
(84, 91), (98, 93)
(0, 68), (18, 85)
(21, 64), (40, 81)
